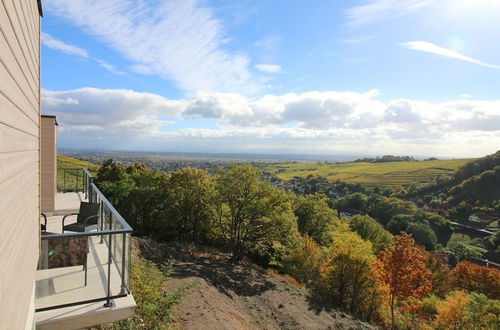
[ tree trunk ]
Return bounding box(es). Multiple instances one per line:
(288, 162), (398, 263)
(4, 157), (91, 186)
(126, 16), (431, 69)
(390, 294), (395, 330)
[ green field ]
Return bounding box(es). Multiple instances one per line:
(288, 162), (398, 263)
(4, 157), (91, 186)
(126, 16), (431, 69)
(57, 155), (97, 191)
(263, 158), (473, 187)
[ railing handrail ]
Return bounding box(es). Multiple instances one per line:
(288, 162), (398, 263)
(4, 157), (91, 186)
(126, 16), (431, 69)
(40, 228), (132, 240)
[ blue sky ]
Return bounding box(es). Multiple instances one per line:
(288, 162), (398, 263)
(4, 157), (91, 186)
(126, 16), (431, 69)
(41, 0), (500, 157)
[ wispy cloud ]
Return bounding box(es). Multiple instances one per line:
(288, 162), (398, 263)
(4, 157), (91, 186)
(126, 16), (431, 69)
(42, 32), (124, 74)
(94, 59), (125, 75)
(254, 64), (282, 73)
(44, 0), (258, 94)
(401, 41), (500, 69)
(344, 0), (433, 27)
(42, 32), (89, 58)
(340, 35), (377, 44)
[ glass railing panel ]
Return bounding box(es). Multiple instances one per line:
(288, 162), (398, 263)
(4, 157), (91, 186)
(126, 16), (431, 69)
(57, 168), (85, 192)
(39, 168), (133, 311)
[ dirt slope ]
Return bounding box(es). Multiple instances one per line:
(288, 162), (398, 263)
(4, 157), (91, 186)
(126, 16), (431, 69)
(137, 240), (374, 330)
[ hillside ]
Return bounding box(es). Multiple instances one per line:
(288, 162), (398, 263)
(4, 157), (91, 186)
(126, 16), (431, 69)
(263, 158), (473, 187)
(108, 238), (375, 330)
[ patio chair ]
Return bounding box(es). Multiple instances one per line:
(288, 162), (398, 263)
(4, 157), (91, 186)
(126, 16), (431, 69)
(41, 213), (47, 232)
(62, 202), (100, 233)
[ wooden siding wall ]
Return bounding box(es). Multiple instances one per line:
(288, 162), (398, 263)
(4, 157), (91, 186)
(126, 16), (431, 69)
(40, 117), (56, 213)
(0, 0), (41, 329)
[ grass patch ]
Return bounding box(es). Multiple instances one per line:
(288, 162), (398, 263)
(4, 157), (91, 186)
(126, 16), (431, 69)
(100, 256), (195, 330)
(447, 232), (472, 248)
(57, 154), (98, 191)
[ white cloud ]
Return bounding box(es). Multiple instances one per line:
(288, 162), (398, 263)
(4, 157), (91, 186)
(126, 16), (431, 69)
(42, 32), (89, 58)
(42, 88), (500, 157)
(344, 0), (433, 27)
(42, 88), (184, 132)
(44, 0), (258, 94)
(401, 41), (500, 69)
(254, 64), (282, 73)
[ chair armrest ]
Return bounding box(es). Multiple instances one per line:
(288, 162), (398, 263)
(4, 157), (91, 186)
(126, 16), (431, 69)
(83, 215), (99, 229)
(62, 213), (78, 227)
(41, 213), (47, 227)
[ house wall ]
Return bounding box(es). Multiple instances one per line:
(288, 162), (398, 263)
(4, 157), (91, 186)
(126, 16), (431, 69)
(40, 116), (56, 213)
(0, 0), (41, 329)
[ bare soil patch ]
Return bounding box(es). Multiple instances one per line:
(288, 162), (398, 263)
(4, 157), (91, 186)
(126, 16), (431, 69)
(136, 239), (374, 330)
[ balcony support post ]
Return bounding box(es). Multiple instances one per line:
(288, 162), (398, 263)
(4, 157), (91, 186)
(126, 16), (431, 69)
(100, 200), (104, 244)
(120, 232), (127, 294)
(104, 231), (113, 308)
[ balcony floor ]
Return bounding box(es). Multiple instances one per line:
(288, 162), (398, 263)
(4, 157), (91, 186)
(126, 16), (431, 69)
(36, 192), (135, 329)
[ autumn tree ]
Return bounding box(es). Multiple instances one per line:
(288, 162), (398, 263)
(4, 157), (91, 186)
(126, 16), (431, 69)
(376, 233), (432, 329)
(293, 193), (338, 246)
(214, 164), (299, 264)
(434, 290), (471, 330)
(449, 261), (500, 299)
(320, 223), (377, 317)
(425, 251), (450, 298)
(284, 235), (323, 287)
(434, 291), (500, 330)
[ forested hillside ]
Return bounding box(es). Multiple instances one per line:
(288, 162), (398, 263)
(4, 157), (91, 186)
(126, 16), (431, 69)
(87, 157), (499, 329)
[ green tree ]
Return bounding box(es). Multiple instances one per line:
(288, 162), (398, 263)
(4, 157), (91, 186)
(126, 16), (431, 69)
(126, 166), (169, 236)
(349, 215), (393, 252)
(293, 194), (338, 246)
(334, 192), (369, 212)
(370, 197), (417, 226)
(214, 164), (299, 264)
(96, 159), (125, 182)
(164, 168), (215, 242)
(407, 222), (437, 250)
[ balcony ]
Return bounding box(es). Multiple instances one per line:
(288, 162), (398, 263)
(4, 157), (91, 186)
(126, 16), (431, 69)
(35, 169), (136, 330)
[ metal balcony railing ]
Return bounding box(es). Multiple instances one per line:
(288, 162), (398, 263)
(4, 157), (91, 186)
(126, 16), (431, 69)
(36, 168), (133, 312)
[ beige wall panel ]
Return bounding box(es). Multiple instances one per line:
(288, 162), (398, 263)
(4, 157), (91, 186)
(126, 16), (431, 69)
(0, 1), (38, 85)
(0, 122), (37, 153)
(2, 0), (38, 75)
(16, 0), (39, 65)
(0, 0), (40, 328)
(0, 94), (38, 136)
(0, 149), (37, 185)
(0, 196), (39, 329)
(0, 27), (38, 99)
(0, 162), (38, 236)
(0, 10), (38, 95)
(0, 0), (40, 84)
(0, 62), (38, 121)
